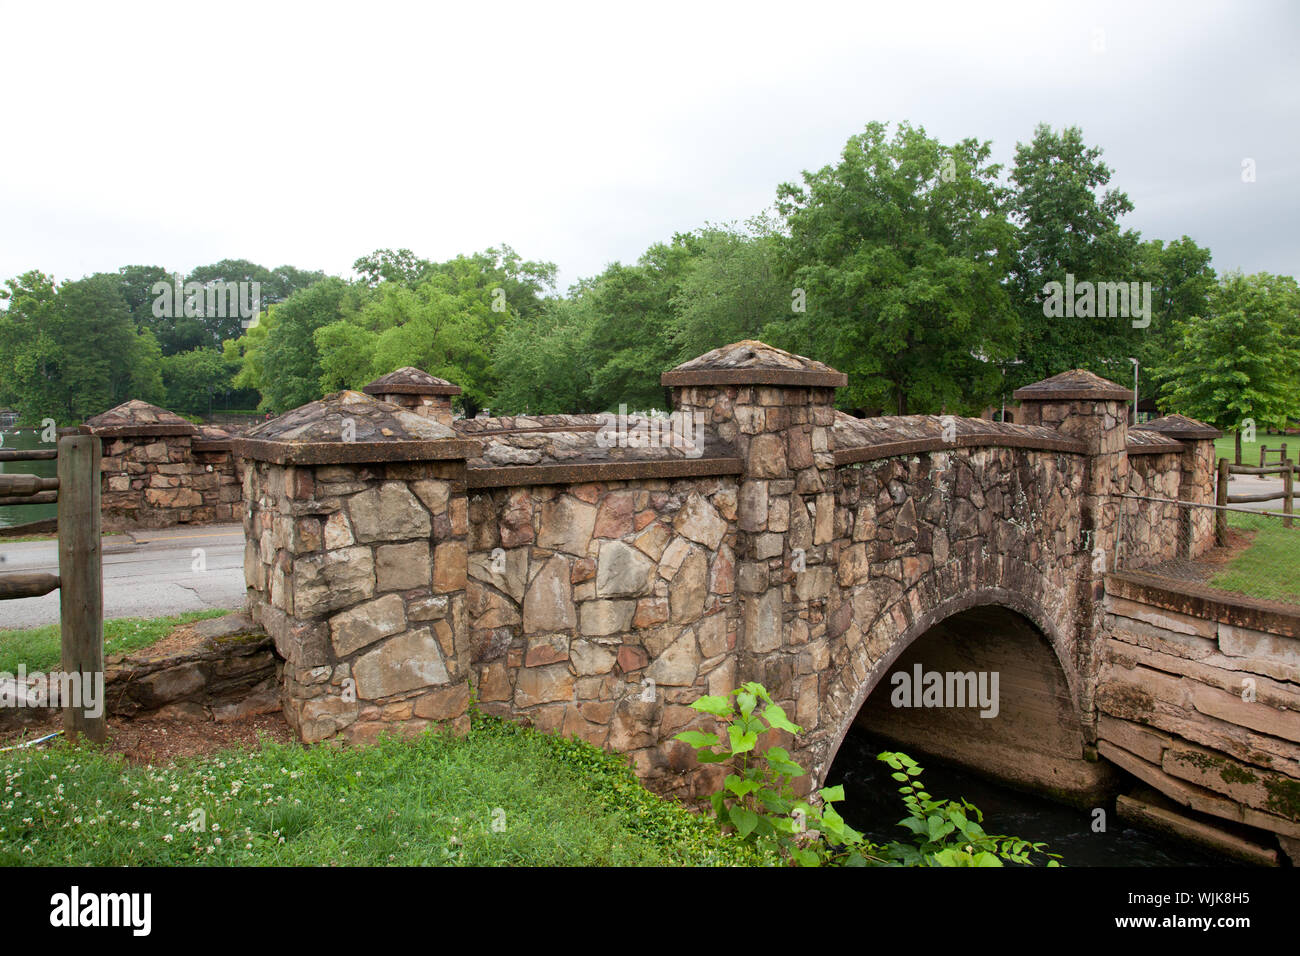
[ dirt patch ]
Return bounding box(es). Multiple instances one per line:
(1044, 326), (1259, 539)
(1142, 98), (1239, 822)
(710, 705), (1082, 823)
(0, 712), (293, 765)
(125, 619), (214, 663)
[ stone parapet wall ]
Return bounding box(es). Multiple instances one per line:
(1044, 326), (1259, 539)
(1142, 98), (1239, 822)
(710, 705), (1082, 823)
(84, 400), (245, 529)
(97, 434), (244, 529)
(1123, 449), (1183, 567)
(466, 477), (740, 795)
(243, 457), (471, 744)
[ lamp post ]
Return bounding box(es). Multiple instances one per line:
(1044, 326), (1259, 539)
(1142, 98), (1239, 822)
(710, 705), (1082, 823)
(1128, 357), (1139, 425)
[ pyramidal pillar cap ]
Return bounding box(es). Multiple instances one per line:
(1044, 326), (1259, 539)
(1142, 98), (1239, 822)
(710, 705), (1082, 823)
(1012, 370), (1131, 402)
(362, 367), (462, 397)
(235, 390), (479, 465)
(662, 340), (847, 388)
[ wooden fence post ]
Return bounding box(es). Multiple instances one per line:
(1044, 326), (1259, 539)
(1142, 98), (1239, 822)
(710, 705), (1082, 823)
(1285, 459), (1294, 530)
(1216, 457), (1229, 545)
(57, 434), (104, 743)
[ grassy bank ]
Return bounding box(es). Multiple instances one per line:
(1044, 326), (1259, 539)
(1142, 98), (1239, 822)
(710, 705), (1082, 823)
(1211, 511), (1300, 605)
(0, 609), (231, 672)
(0, 716), (775, 866)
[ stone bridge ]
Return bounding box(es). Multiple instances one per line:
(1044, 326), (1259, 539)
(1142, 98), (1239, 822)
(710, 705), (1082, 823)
(233, 341), (1300, 863)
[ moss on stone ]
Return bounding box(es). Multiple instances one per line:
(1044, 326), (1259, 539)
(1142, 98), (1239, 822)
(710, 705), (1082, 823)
(1264, 776), (1300, 821)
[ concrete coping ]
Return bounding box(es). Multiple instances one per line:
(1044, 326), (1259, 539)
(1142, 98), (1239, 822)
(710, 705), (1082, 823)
(661, 339), (847, 388)
(467, 456), (743, 489)
(236, 438), (481, 465)
(833, 413), (1088, 461)
(1012, 369), (1132, 402)
(1126, 430), (1187, 456)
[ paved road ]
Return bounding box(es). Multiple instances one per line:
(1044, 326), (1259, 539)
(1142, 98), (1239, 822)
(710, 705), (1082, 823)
(1227, 474), (1293, 513)
(0, 525), (245, 630)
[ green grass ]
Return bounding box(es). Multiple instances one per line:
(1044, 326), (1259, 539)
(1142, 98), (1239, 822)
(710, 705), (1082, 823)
(0, 531), (114, 543)
(1209, 512), (1300, 604)
(0, 716), (777, 866)
(1213, 430), (1294, 467)
(0, 609), (231, 672)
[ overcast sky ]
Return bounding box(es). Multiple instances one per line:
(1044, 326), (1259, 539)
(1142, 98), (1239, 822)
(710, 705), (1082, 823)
(1, 0), (1295, 292)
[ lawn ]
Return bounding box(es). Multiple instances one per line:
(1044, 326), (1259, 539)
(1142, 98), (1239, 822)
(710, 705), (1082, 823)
(1210, 511), (1300, 605)
(0, 609), (231, 672)
(1212, 430), (1294, 467)
(0, 716), (776, 867)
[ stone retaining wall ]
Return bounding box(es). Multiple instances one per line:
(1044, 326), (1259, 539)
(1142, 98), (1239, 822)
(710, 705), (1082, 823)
(1097, 571), (1300, 862)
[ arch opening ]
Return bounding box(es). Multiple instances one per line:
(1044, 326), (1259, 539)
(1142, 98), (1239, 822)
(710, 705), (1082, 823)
(839, 605), (1116, 805)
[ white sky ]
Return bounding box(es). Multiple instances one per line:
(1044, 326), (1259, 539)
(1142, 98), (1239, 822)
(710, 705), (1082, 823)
(1, 0), (1295, 292)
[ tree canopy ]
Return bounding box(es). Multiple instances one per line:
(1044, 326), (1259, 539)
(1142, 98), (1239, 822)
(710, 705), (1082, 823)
(2, 121), (1292, 435)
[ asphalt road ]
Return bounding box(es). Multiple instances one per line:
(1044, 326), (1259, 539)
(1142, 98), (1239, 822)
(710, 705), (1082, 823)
(0, 524), (245, 630)
(1226, 474), (1292, 513)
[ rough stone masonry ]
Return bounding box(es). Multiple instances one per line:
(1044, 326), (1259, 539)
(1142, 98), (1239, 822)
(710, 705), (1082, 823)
(232, 341), (1300, 859)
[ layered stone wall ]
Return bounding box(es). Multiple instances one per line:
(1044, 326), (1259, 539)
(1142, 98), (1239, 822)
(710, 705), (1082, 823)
(1097, 572), (1300, 863)
(1123, 444), (1184, 568)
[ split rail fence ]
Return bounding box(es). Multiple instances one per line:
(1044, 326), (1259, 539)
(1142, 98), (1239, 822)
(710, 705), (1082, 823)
(0, 435), (105, 741)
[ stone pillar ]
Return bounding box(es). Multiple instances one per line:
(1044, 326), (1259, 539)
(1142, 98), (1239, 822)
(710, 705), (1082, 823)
(235, 389), (480, 743)
(362, 367), (461, 428)
(1132, 415), (1222, 559)
(663, 342), (846, 754)
(1014, 370), (1131, 733)
(84, 399), (203, 529)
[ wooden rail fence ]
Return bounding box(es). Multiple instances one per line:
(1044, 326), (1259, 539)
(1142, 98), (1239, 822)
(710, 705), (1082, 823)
(0, 434), (104, 741)
(1215, 456), (1295, 542)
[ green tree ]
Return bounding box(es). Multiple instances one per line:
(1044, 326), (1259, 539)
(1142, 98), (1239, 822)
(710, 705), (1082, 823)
(0, 272), (150, 423)
(581, 240), (696, 411)
(255, 277), (359, 412)
(1154, 271), (1300, 462)
(352, 248), (434, 288)
(492, 297), (599, 414)
(771, 121), (1019, 414)
(161, 347), (236, 417)
(0, 270), (60, 419)
(667, 215), (788, 363)
(1009, 124), (1144, 390)
(1135, 236), (1217, 405)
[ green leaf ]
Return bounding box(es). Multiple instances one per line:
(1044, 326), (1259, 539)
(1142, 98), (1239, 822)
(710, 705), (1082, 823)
(763, 703), (802, 735)
(737, 691), (757, 718)
(819, 784), (846, 803)
(689, 695), (733, 717)
(673, 730), (718, 749)
(729, 805), (759, 838)
(693, 749), (730, 764)
(727, 724), (759, 755)
(764, 747), (805, 779)
(724, 774), (761, 798)
(791, 847), (821, 868)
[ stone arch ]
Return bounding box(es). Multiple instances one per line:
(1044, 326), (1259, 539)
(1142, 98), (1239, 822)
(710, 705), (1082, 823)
(809, 554), (1082, 788)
